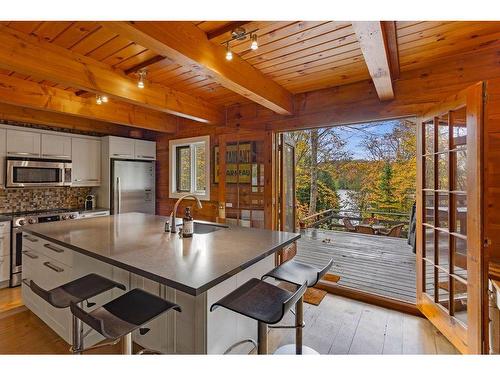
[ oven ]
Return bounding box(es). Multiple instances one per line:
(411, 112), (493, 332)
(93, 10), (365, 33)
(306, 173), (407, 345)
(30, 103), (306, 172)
(6, 158), (72, 187)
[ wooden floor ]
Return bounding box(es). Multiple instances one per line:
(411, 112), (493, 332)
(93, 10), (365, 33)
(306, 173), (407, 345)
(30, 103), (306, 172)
(0, 291), (457, 355)
(296, 228), (417, 302)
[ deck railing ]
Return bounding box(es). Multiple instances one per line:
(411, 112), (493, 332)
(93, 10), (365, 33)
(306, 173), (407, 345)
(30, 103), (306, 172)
(299, 208), (410, 234)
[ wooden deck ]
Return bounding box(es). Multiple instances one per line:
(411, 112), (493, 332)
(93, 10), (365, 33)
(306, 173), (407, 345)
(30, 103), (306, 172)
(296, 228), (416, 303)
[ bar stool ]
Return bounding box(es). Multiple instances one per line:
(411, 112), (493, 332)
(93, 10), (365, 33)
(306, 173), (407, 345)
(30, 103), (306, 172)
(29, 273), (126, 353)
(70, 288), (181, 354)
(262, 258), (334, 354)
(210, 278), (307, 354)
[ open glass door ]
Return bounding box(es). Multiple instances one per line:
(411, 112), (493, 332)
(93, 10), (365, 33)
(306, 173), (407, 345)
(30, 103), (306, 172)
(279, 133), (296, 233)
(417, 82), (484, 354)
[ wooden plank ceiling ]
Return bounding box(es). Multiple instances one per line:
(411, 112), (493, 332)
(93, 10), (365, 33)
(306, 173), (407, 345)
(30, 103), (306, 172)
(0, 20), (499, 114)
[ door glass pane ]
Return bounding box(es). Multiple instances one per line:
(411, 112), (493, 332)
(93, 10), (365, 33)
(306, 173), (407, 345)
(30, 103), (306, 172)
(453, 278), (468, 326)
(437, 114), (449, 152)
(424, 120), (434, 155)
(424, 192), (434, 225)
(424, 260), (435, 299)
(425, 156), (434, 189)
(437, 194), (449, 228)
(176, 146), (191, 192)
(453, 149), (467, 191)
(284, 143), (295, 232)
(437, 231), (450, 271)
(454, 194), (467, 235)
(451, 107), (467, 149)
(437, 152), (449, 190)
(437, 270), (450, 312)
(424, 226), (435, 261)
(453, 235), (468, 280)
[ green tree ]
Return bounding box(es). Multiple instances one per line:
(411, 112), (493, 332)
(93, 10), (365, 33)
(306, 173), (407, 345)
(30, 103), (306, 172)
(373, 163), (399, 212)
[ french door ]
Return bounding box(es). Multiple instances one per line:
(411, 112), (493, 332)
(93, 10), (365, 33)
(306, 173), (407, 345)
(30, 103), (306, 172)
(278, 133), (296, 233)
(416, 82), (484, 354)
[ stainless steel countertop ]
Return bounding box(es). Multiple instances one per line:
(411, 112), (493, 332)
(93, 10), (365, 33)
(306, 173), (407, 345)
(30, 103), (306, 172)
(23, 212), (300, 295)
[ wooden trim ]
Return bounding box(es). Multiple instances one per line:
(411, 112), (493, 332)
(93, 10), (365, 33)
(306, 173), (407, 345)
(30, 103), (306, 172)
(317, 282), (423, 317)
(0, 24), (223, 124)
(351, 21), (394, 101)
(0, 73), (176, 133)
(104, 21), (294, 115)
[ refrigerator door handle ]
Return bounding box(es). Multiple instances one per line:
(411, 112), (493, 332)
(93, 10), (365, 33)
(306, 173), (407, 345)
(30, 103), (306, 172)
(116, 177), (121, 214)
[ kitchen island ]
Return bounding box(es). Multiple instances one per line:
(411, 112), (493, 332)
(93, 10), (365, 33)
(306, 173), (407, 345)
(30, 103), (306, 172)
(21, 212), (299, 354)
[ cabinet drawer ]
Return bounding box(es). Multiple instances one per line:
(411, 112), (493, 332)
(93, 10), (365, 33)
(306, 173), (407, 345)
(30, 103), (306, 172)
(23, 234), (73, 267)
(0, 221), (11, 234)
(0, 255), (9, 283)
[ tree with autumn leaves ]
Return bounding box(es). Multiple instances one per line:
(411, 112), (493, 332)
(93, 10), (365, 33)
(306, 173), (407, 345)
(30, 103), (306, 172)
(292, 119), (416, 222)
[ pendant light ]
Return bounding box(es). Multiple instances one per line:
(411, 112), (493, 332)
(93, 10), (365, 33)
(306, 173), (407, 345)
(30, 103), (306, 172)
(138, 69), (147, 89)
(96, 95), (103, 105)
(225, 43), (233, 61)
(250, 34), (258, 50)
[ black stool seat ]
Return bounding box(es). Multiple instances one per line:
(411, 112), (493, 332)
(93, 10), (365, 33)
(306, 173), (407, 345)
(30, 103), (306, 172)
(30, 273), (126, 308)
(210, 278), (307, 325)
(70, 288), (181, 340)
(262, 259), (334, 287)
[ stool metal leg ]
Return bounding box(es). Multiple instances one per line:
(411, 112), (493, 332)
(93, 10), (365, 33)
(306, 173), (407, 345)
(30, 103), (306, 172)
(71, 314), (83, 354)
(257, 322), (268, 354)
(122, 333), (133, 354)
(295, 297), (303, 354)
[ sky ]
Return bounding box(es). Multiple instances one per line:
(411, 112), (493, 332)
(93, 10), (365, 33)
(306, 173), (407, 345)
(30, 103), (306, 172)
(333, 120), (402, 160)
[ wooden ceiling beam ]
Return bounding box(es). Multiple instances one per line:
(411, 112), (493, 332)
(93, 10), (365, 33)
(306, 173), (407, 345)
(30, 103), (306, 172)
(0, 73), (177, 133)
(103, 21), (294, 115)
(351, 21), (395, 101)
(0, 24), (223, 124)
(381, 21), (400, 80)
(206, 21), (251, 40)
(0, 102), (136, 137)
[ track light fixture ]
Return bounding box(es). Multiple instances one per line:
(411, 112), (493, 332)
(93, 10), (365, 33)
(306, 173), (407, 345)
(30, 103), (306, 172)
(225, 43), (233, 61)
(96, 94), (108, 105)
(221, 27), (259, 60)
(137, 69), (147, 89)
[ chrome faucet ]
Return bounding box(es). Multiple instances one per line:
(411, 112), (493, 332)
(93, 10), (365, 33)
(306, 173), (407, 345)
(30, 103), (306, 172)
(168, 194), (203, 233)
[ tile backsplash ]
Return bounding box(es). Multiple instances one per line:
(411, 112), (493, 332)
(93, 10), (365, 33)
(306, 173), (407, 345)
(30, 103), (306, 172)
(0, 187), (91, 213)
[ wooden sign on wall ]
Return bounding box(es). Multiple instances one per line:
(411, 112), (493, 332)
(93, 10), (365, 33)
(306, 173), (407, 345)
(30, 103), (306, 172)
(214, 142), (254, 184)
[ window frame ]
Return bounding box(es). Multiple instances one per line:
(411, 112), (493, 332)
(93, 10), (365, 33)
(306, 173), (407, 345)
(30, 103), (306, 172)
(169, 135), (210, 201)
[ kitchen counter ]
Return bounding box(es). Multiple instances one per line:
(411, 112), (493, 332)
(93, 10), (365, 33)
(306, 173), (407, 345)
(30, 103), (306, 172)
(23, 212), (299, 296)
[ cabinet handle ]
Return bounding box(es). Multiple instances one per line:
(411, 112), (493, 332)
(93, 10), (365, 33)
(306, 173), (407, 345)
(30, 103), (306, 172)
(7, 152), (39, 156)
(42, 154), (69, 158)
(43, 261), (64, 273)
(23, 235), (39, 243)
(22, 250), (39, 259)
(74, 179), (98, 182)
(44, 243), (64, 253)
(137, 155), (154, 159)
(112, 153), (132, 157)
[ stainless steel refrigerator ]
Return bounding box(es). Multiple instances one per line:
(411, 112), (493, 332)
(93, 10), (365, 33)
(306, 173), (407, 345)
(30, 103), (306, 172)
(111, 160), (155, 215)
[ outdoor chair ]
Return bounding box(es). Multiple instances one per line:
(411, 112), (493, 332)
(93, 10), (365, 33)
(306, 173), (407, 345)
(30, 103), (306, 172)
(362, 217), (380, 225)
(355, 225), (376, 235)
(380, 224), (404, 237)
(342, 217), (357, 232)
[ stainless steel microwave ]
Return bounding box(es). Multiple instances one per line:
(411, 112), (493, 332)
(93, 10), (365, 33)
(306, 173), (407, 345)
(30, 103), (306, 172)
(6, 158), (72, 187)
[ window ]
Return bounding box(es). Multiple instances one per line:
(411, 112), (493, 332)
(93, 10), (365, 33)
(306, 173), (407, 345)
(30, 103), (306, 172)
(169, 135), (210, 200)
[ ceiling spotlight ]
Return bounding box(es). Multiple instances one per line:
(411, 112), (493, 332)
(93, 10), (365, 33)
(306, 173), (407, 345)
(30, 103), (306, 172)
(250, 34), (258, 50)
(225, 43), (233, 61)
(101, 95), (108, 103)
(137, 69), (147, 89)
(96, 95), (103, 105)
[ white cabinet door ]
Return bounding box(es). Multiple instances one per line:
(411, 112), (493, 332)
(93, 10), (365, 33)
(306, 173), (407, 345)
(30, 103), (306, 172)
(41, 134), (71, 159)
(108, 136), (135, 159)
(0, 255), (9, 282)
(0, 129), (5, 188)
(72, 138), (101, 186)
(6, 129), (41, 157)
(135, 140), (156, 160)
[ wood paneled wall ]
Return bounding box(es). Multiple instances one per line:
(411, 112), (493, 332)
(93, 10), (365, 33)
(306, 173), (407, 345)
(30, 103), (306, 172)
(485, 78), (500, 264)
